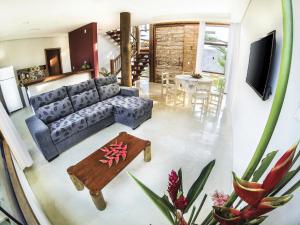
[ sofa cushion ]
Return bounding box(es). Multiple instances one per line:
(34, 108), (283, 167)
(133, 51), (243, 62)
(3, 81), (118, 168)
(48, 113), (87, 144)
(30, 87), (68, 111)
(76, 102), (114, 126)
(95, 75), (117, 87)
(67, 80), (96, 96)
(70, 88), (100, 111)
(36, 97), (74, 124)
(103, 96), (153, 119)
(98, 83), (120, 101)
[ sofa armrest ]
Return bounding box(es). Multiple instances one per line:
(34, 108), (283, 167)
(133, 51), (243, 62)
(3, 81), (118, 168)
(120, 87), (139, 97)
(25, 115), (59, 161)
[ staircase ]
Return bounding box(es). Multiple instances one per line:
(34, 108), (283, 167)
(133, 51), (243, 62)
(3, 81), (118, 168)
(106, 30), (121, 45)
(106, 28), (149, 83)
(131, 49), (149, 82)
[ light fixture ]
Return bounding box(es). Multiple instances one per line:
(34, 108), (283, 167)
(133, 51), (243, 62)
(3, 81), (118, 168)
(29, 28), (41, 31)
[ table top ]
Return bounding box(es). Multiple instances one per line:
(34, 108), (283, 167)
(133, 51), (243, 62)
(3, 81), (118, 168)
(175, 74), (213, 82)
(67, 132), (150, 194)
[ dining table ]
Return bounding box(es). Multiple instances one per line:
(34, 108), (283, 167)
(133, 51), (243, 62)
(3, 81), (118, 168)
(175, 74), (214, 105)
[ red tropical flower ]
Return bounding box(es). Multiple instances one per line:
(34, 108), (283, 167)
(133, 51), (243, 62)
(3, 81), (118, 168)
(233, 146), (296, 205)
(233, 173), (265, 205)
(168, 170), (180, 203)
(213, 207), (242, 225)
(214, 146), (296, 225)
(262, 146), (295, 193)
(241, 195), (293, 220)
(175, 195), (188, 211)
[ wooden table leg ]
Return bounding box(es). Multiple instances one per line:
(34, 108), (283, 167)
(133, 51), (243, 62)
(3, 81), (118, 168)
(144, 142), (151, 162)
(68, 174), (84, 191)
(90, 190), (107, 211)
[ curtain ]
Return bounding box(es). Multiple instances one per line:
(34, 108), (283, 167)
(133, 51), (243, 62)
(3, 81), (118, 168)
(0, 102), (32, 169)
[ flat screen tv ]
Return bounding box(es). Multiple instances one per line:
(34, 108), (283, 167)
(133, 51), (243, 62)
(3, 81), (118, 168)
(246, 30), (276, 100)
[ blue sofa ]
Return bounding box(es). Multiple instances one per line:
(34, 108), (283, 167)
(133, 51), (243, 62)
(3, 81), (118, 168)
(25, 76), (153, 162)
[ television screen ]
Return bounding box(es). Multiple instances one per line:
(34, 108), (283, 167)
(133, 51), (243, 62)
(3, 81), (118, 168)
(246, 31), (276, 100)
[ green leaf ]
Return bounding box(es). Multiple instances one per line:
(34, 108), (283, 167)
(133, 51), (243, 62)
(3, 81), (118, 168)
(188, 206), (196, 225)
(178, 168), (183, 193)
(245, 216), (268, 225)
(252, 151), (278, 182)
(185, 160), (215, 212)
(192, 194), (207, 224)
(162, 194), (176, 212)
(270, 166), (299, 196)
(292, 142), (300, 166)
(283, 179), (300, 195)
(129, 173), (175, 224)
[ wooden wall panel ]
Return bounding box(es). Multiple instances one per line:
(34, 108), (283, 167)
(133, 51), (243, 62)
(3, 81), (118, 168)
(153, 22), (199, 83)
(68, 23), (99, 78)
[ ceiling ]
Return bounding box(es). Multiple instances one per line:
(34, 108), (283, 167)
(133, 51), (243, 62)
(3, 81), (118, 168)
(0, 0), (250, 41)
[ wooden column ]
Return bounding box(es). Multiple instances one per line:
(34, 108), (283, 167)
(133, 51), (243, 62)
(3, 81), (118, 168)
(135, 26), (140, 54)
(149, 24), (155, 82)
(120, 12), (132, 87)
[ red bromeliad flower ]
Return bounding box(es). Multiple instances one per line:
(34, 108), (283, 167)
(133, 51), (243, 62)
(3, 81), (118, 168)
(175, 195), (188, 211)
(214, 146), (296, 225)
(168, 170), (180, 203)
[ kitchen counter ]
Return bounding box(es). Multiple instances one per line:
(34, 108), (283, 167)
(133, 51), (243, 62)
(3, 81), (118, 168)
(20, 69), (94, 87)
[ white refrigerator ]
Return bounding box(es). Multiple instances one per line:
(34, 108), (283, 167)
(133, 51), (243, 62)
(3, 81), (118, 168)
(0, 66), (23, 113)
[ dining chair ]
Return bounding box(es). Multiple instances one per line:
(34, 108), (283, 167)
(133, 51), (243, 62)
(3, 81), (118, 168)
(161, 72), (172, 95)
(165, 77), (185, 106)
(191, 81), (212, 113)
(209, 77), (225, 115)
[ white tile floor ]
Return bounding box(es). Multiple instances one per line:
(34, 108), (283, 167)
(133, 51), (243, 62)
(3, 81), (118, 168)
(10, 79), (233, 225)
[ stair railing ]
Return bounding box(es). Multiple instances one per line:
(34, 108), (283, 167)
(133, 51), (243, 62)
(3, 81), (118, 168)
(110, 54), (121, 75)
(110, 26), (138, 76)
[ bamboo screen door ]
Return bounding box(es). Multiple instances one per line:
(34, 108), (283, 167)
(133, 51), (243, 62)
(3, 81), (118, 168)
(153, 22), (199, 83)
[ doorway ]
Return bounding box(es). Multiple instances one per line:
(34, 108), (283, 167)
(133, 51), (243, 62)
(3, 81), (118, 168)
(44, 48), (63, 75)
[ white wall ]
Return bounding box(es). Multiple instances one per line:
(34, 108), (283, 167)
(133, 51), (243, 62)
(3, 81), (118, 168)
(0, 36), (71, 73)
(229, 0), (300, 224)
(27, 72), (91, 97)
(98, 34), (119, 71)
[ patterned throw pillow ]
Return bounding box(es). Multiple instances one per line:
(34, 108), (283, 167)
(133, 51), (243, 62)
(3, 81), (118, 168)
(70, 88), (100, 111)
(30, 87), (67, 111)
(36, 97), (74, 124)
(67, 80), (97, 96)
(94, 75), (118, 87)
(98, 83), (120, 101)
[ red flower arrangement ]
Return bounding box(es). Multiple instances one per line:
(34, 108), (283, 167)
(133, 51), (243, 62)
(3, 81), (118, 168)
(99, 140), (127, 167)
(213, 146), (296, 225)
(130, 143), (299, 225)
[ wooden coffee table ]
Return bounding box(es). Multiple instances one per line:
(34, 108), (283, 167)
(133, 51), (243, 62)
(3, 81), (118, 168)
(67, 132), (151, 210)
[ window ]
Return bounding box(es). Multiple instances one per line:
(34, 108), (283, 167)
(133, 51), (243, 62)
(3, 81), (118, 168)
(140, 24), (150, 48)
(202, 24), (229, 75)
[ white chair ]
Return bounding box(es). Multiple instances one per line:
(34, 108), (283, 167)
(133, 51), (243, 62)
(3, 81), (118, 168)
(209, 77), (225, 115)
(161, 72), (173, 95)
(165, 77), (185, 106)
(191, 81), (212, 113)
